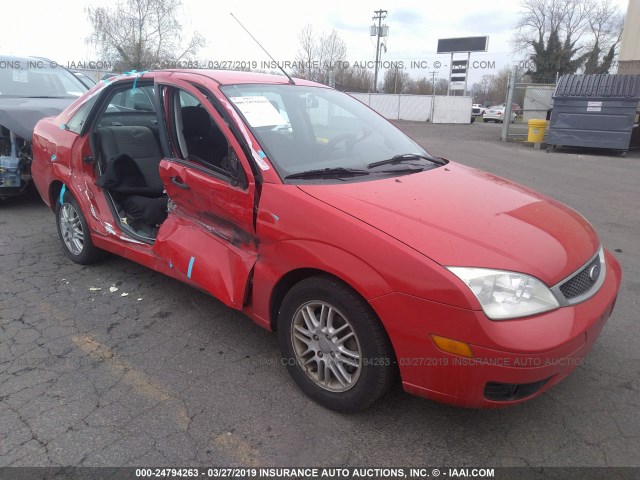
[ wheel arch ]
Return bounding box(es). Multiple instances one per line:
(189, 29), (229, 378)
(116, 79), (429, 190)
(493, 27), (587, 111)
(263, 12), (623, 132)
(48, 180), (64, 212)
(253, 239), (394, 333)
(269, 268), (387, 334)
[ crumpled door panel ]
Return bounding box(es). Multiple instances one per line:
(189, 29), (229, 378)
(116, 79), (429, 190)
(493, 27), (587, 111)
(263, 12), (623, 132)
(154, 215), (257, 309)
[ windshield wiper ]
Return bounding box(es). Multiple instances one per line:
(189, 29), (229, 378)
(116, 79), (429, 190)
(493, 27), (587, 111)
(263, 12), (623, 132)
(285, 167), (370, 180)
(367, 153), (446, 169)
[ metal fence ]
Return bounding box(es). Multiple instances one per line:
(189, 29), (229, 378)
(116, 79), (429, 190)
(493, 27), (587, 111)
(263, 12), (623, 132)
(349, 93), (473, 123)
(502, 68), (557, 140)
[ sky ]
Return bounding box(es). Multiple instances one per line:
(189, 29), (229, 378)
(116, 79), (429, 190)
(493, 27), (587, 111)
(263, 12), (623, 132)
(0, 0), (630, 84)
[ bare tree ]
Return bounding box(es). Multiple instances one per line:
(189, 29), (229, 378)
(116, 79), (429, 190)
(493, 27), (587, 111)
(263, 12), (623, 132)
(295, 25), (316, 80)
(382, 68), (411, 94)
(318, 30), (347, 84)
(408, 77), (433, 95)
(293, 26), (349, 85)
(513, 0), (623, 79)
(515, 0), (590, 52)
(488, 68), (511, 105)
(473, 75), (493, 105)
(335, 66), (374, 92)
(583, 1), (624, 73)
(87, 0), (205, 71)
(434, 78), (449, 95)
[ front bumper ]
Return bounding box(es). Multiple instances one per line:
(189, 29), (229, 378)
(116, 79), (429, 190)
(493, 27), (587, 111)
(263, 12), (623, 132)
(370, 248), (622, 408)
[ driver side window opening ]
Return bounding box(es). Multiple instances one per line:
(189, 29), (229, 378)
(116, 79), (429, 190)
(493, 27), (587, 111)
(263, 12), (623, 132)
(168, 88), (239, 181)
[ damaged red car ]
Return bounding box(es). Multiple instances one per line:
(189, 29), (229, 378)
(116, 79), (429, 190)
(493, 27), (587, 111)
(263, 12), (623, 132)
(31, 70), (621, 412)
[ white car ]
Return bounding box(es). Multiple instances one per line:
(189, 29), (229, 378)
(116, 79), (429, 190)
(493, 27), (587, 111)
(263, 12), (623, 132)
(472, 104), (486, 117)
(483, 105), (516, 123)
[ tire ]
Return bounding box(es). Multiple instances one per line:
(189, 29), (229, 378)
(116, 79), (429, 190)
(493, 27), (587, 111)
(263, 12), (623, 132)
(56, 190), (106, 264)
(483, 118), (489, 123)
(277, 275), (396, 412)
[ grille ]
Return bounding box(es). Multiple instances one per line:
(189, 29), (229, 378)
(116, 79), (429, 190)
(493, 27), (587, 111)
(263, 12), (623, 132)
(559, 255), (601, 299)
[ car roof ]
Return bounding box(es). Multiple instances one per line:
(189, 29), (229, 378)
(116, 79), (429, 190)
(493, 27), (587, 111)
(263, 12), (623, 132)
(113, 69), (327, 88)
(0, 54), (54, 63)
(175, 69), (324, 87)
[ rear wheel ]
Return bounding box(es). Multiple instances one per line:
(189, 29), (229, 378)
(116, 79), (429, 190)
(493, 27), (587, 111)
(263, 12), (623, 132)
(277, 275), (396, 412)
(57, 191), (106, 264)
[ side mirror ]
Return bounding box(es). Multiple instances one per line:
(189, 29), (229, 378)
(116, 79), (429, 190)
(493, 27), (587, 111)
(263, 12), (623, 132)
(305, 94), (319, 108)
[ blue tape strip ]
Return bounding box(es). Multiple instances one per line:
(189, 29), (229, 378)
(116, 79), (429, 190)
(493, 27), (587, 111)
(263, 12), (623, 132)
(51, 154), (57, 161)
(130, 70), (139, 94)
(129, 70), (147, 94)
(187, 256), (195, 279)
(258, 150), (266, 158)
(59, 184), (66, 205)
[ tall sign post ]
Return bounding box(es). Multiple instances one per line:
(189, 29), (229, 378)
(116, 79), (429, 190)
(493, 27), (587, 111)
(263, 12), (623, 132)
(437, 36), (489, 96)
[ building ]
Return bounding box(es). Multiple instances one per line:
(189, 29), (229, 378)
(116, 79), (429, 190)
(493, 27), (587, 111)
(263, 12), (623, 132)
(618, 0), (640, 74)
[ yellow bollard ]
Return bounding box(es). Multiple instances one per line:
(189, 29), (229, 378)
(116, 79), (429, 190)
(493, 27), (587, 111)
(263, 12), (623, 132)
(527, 119), (547, 143)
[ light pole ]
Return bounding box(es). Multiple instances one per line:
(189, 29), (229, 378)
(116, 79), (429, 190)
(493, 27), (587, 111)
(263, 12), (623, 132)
(429, 70), (437, 122)
(371, 9), (388, 92)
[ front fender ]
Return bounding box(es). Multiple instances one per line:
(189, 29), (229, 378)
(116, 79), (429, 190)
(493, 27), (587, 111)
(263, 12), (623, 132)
(250, 239), (393, 330)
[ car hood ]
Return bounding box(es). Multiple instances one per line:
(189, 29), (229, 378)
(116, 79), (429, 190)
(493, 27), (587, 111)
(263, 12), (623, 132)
(0, 97), (75, 139)
(297, 163), (599, 285)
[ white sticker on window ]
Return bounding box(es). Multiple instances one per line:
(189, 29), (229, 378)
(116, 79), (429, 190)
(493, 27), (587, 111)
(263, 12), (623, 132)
(230, 96), (287, 127)
(252, 151), (270, 171)
(12, 70), (28, 83)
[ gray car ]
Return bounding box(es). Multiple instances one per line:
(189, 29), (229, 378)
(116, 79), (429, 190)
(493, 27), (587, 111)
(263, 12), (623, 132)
(0, 55), (88, 198)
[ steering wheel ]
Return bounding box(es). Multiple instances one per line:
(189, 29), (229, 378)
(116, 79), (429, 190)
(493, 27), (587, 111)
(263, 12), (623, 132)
(325, 133), (357, 154)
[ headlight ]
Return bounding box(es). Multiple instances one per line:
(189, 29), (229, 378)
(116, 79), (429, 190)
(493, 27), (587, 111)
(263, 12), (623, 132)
(446, 267), (560, 320)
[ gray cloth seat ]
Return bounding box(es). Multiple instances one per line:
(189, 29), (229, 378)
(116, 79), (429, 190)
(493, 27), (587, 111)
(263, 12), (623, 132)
(181, 106), (228, 168)
(97, 126), (164, 195)
(95, 126), (168, 227)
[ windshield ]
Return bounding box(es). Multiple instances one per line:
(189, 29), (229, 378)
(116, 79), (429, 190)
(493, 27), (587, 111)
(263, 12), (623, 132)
(220, 84), (432, 180)
(0, 60), (88, 98)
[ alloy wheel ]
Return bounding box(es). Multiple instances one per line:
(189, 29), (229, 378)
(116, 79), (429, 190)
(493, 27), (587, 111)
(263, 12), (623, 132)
(290, 301), (362, 392)
(59, 203), (84, 255)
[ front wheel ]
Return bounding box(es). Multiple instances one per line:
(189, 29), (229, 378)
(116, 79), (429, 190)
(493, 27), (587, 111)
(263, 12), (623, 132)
(57, 190), (106, 264)
(277, 276), (396, 412)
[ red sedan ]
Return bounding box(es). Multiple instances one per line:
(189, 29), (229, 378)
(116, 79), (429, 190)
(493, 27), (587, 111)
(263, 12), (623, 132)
(31, 70), (621, 412)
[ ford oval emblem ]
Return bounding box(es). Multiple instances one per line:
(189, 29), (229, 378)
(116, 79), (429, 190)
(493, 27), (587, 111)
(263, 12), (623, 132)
(589, 264), (601, 282)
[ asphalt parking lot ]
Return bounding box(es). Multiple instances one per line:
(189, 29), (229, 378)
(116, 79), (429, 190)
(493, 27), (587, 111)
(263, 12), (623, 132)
(1, 122), (639, 468)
